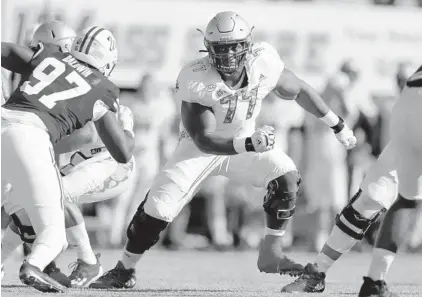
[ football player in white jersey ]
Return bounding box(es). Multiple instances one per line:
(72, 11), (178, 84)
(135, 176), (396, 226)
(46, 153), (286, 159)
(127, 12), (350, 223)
(282, 66), (422, 296)
(1, 21), (136, 289)
(90, 11), (356, 289)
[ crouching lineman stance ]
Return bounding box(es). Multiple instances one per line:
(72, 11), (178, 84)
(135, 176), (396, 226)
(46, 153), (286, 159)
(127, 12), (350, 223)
(1, 26), (134, 293)
(1, 21), (135, 289)
(282, 67), (422, 297)
(90, 11), (356, 289)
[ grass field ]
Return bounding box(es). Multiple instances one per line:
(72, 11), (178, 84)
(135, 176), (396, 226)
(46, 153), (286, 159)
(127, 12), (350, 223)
(1, 249), (422, 297)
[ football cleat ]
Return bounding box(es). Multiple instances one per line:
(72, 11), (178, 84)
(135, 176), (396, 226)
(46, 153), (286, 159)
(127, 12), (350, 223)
(89, 261), (136, 289)
(258, 254), (304, 277)
(68, 253), (103, 288)
(358, 276), (398, 297)
(44, 261), (71, 288)
(281, 263), (326, 293)
(19, 261), (66, 293)
(257, 237), (303, 277)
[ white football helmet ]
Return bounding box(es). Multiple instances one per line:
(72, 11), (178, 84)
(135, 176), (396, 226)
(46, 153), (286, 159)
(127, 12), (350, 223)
(30, 21), (76, 53)
(71, 26), (118, 77)
(202, 11), (253, 74)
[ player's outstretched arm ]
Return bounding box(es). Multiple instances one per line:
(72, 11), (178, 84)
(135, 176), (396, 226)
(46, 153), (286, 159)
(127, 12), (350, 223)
(1, 42), (34, 74)
(275, 68), (331, 117)
(94, 110), (134, 163)
(274, 68), (356, 149)
(181, 101), (237, 155)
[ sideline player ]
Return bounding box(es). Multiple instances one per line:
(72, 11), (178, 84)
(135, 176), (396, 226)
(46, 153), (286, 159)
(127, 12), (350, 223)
(90, 11), (356, 289)
(1, 25), (134, 292)
(282, 67), (422, 297)
(1, 21), (136, 289)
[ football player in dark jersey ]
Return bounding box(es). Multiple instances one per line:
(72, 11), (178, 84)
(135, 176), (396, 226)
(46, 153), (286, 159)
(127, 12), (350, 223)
(1, 25), (134, 293)
(1, 21), (136, 289)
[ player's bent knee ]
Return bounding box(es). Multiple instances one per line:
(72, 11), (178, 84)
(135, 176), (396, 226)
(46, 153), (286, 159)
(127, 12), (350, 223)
(263, 170), (301, 230)
(336, 189), (386, 240)
(126, 196), (169, 254)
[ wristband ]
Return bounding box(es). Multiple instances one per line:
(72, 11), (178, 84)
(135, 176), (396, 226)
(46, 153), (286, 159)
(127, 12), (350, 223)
(320, 110), (339, 127)
(233, 137), (247, 153)
(245, 137), (254, 152)
(320, 110), (345, 133)
(233, 137), (254, 153)
(331, 117), (345, 134)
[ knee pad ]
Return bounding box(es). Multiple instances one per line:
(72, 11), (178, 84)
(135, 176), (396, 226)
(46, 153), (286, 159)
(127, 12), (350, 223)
(335, 189), (386, 240)
(126, 192), (169, 254)
(10, 213), (36, 244)
(263, 171), (301, 229)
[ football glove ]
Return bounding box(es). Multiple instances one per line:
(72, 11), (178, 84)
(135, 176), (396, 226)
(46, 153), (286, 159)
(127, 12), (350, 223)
(332, 118), (356, 150)
(117, 105), (134, 134)
(251, 125), (275, 153)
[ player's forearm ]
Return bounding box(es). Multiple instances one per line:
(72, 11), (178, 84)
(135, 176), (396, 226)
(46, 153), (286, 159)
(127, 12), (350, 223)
(295, 80), (330, 118)
(296, 81), (344, 131)
(124, 130), (135, 154)
(193, 134), (238, 155)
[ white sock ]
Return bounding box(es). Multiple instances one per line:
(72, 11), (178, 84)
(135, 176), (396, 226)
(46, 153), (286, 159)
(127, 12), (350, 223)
(315, 226), (358, 273)
(27, 242), (58, 271)
(120, 249), (143, 269)
(314, 253), (335, 273)
(1, 226), (22, 265)
(367, 248), (395, 281)
(66, 223), (97, 265)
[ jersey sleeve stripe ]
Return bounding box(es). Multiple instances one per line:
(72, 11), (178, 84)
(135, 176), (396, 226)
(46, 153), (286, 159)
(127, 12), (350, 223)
(79, 26), (98, 53)
(85, 28), (105, 54)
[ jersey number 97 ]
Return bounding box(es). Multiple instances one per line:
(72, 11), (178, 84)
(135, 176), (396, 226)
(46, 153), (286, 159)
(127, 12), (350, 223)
(20, 57), (92, 109)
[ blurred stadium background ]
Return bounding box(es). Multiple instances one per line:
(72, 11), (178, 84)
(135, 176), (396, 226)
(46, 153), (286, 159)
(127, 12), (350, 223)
(2, 0), (422, 269)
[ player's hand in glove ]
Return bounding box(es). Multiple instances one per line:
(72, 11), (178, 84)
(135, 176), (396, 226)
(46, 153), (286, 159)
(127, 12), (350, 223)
(117, 105), (134, 134)
(332, 118), (356, 150)
(251, 125), (276, 153)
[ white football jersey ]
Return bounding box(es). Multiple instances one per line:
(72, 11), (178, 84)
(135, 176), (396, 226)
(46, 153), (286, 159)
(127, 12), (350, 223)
(175, 42), (284, 139)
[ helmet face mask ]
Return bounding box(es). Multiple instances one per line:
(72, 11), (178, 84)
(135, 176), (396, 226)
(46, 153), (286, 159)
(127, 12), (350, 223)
(203, 11), (252, 75)
(205, 37), (251, 75)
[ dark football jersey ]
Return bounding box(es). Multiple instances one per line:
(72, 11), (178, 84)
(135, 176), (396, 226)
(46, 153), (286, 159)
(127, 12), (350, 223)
(3, 43), (119, 143)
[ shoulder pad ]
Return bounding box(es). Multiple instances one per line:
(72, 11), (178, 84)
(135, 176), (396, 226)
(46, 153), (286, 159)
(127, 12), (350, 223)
(247, 42), (285, 87)
(174, 57), (216, 107)
(249, 42), (284, 71)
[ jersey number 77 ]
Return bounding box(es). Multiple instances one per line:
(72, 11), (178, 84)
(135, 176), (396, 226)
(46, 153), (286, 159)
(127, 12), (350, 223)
(20, 57), (92, 109)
